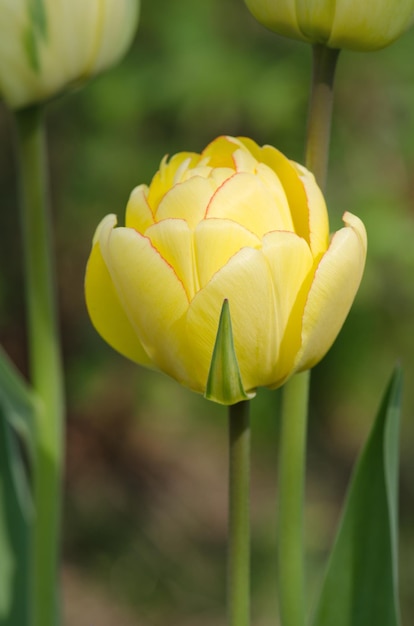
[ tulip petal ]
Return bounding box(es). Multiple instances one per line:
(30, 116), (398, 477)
(87, 0), (140, 75)
(125, 184), (154, 233)
(239, 139), (313, 244)
(201, 136), (242, 168)
(291, 162), (329, 258)
(206, 172), (293, 237)
(244, 0), (303, 42)
(147, 152), (200, 211)
(156, 176), (216, 228)
(205, 300), (254, 405)
(145, 219), (196, 300)
(195, 218), (261, 288)
(296, 0), (335, 41)
(294, 212), (367, 371)
(262, 231), (314, 383)
(186, 247), (277, 392)
(100, 223), (193, 385)
(232, 147), (259, 173)
(330, 0), (414, 50)
(85, 215), (153, 366)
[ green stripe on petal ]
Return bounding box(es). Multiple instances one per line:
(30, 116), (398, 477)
(24, 0), (48, 73)
(205, 300), (254, 405)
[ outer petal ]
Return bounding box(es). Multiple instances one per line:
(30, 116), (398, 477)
(244, 0), (304, 42)
(186, 247), (277, 393)
(87, 0), (140, 75)
(330, 0), (414, 51)
(125, 184), (154, 232)
(194, 218), (261, 289)
(296, 0), (335, 41)
(85, 215), (153, 366)
(294, 212), (367, 372)
(100, 223), (193, 386)
(262, 231), (314, 383)
(239, 139), (313, 245)
(291, 162), (329, 259)
(146, 219), (196, 300)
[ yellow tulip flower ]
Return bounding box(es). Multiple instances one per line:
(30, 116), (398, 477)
(244, 0), (414, 51)
(85, 136), (366, 404)
(0, 0), (139, 109)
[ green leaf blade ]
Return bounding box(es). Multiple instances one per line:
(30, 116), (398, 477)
(312, 366), (403, 626)
(0, 348), (36, 625)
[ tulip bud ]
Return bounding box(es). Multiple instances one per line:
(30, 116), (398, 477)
(244, 0), (414, 51)
(0, 0), (139, 110)
(85, 136), (367, 404)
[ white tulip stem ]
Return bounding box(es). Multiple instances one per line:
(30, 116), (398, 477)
(14, 104), (65, 626)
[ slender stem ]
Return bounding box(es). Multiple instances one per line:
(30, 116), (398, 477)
(278, 371), (309, 626)
(305, 44), (340, 189)
(277, 44), (340, 626)
(14, 105), (65, 626)
(228, 400), (250, 626)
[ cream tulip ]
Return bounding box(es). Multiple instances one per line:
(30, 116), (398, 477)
(85, 136), (367, 404)
(0, 0), (139, 109)
(244, 0), (414, 51)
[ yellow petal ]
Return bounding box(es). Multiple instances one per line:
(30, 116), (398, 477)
(291, 162), (329, 259)
(85, 215), (153, 366)
(125, 184), (155, 233)
(262, 231), (314, 384)
(240, 139), (312, 244)
(208, 167), (236, 187)
(101, 224), (192, 385)
(156, 175), (215, 228)
(294, 211), (367, 371)
(186, 247), (277, 393)
(206, 172), (293, 237)
(256, 163), (294, 231)
(232, 147), (259, 173)
(201, 135), (242, 168)
(147, 151), (200, 211)
(194, 218), (261, 288)
(146, 219), (197, 300)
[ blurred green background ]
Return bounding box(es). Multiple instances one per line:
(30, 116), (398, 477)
(1, 1), (414, 624)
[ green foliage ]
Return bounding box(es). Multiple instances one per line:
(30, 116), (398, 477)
(0, 348), (36, 625)
(312, 367), (403, 626)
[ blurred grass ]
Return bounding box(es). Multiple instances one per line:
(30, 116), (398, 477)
(1, 0), (414, 624)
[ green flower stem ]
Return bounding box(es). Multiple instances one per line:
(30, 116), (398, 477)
(305, 44), (340, 190)
(14, 105), (65, 626)
(228, 400), (251, 626)
(277, 44), (339, 626)
(278, 371), (309, 626)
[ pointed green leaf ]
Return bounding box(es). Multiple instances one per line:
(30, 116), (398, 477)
(312, 367), (403, 626)
(205, 299), (255, 405)
(0, 346), (36, 470)
(0, 348), (36, 624)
